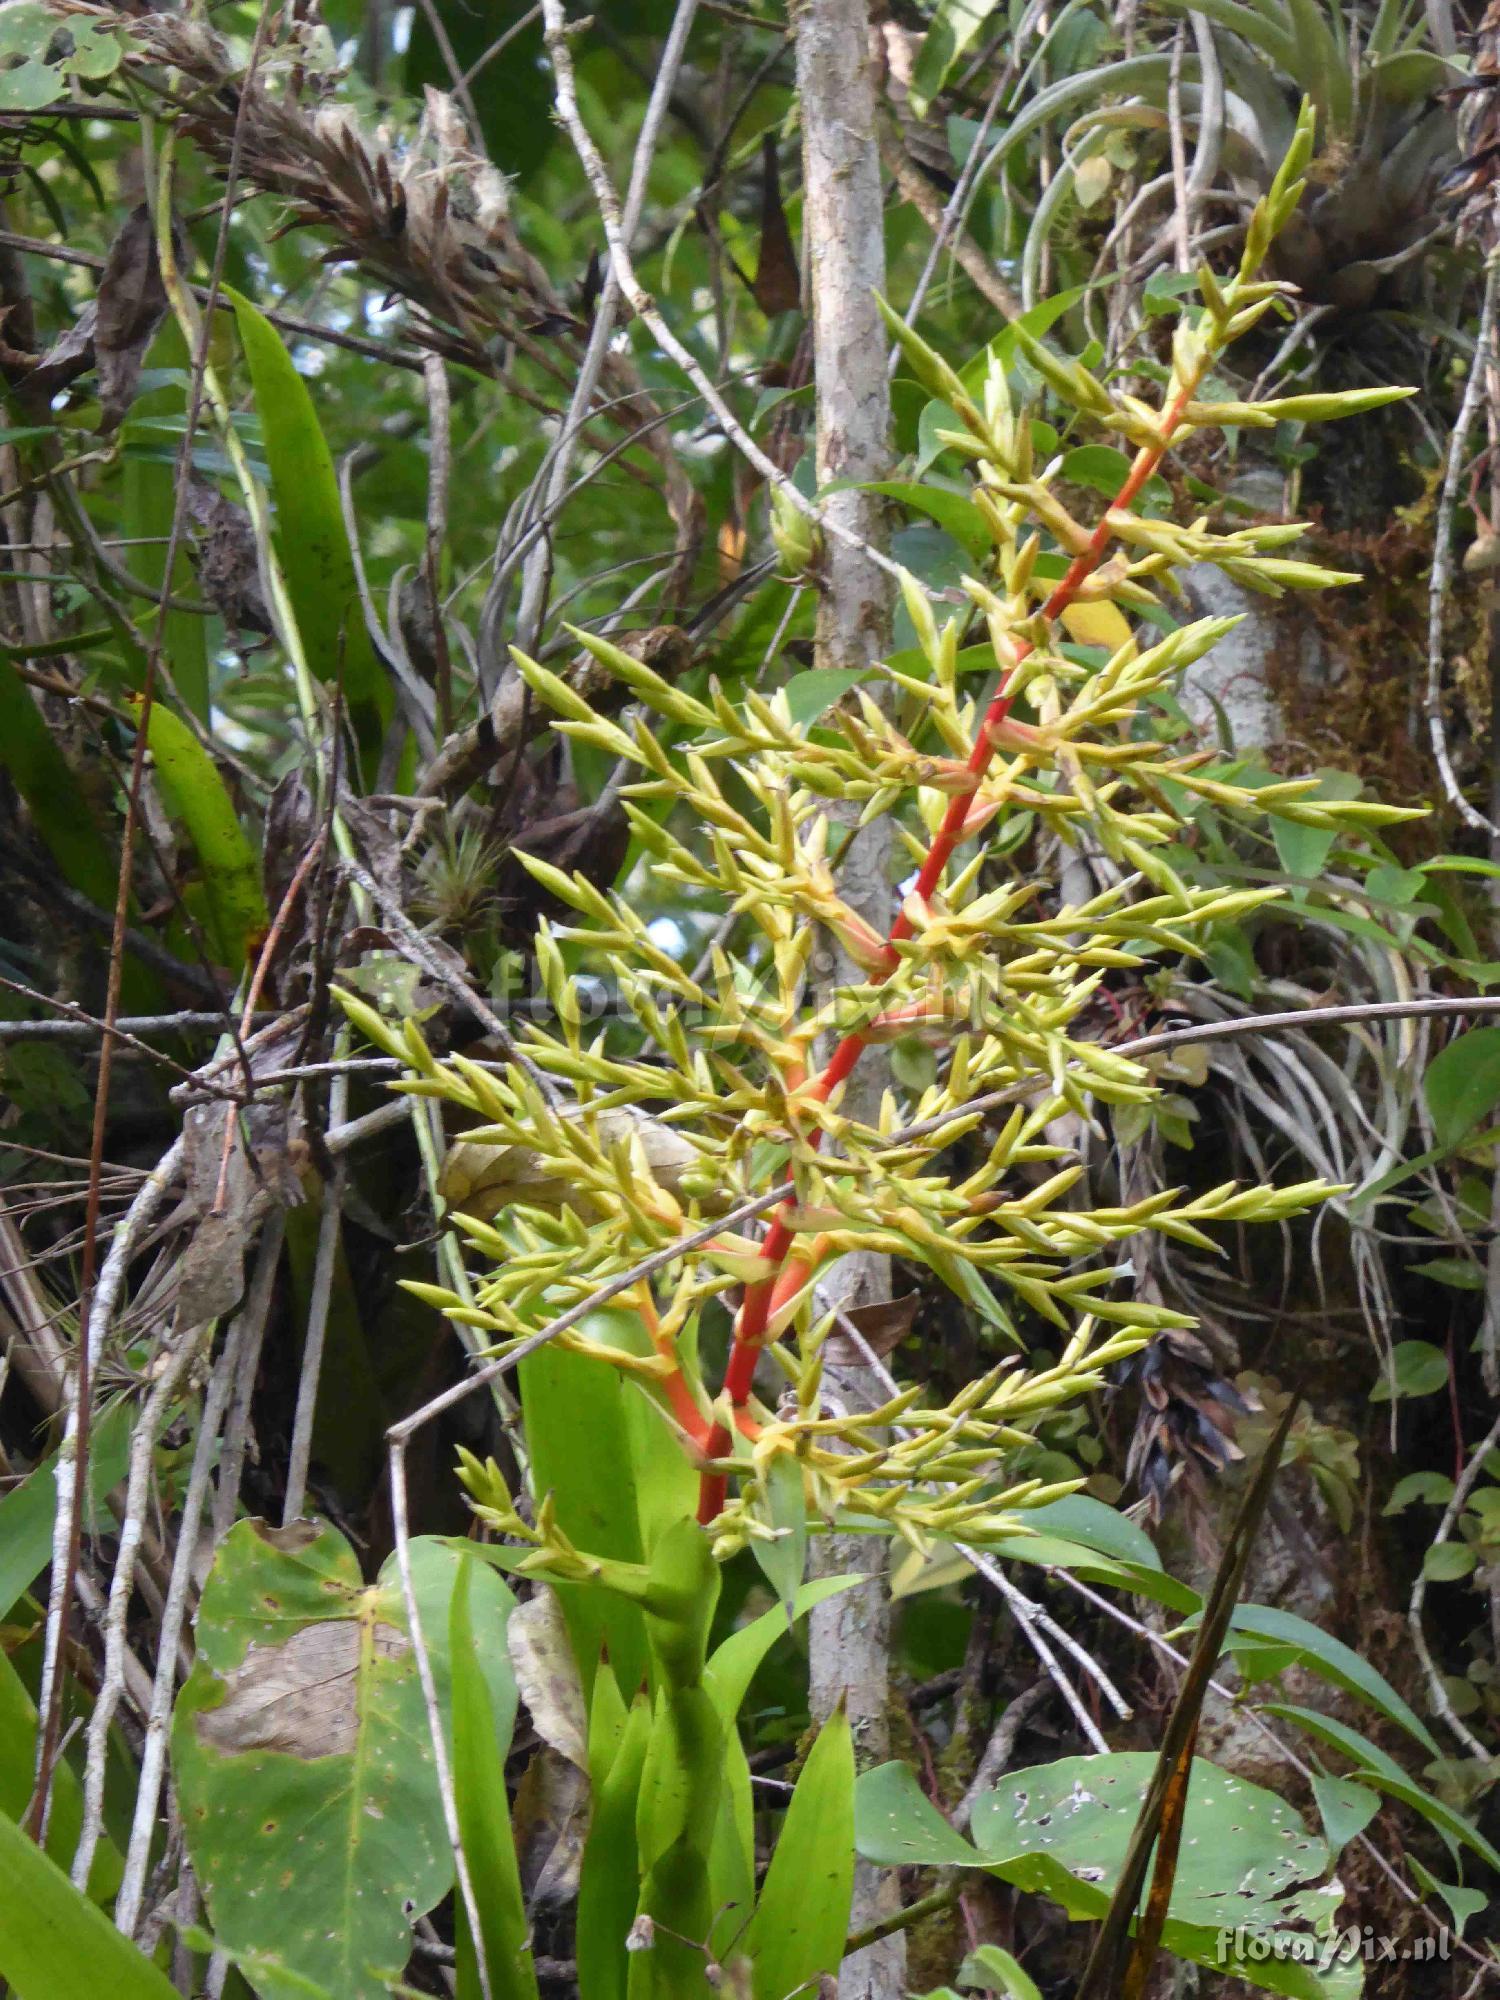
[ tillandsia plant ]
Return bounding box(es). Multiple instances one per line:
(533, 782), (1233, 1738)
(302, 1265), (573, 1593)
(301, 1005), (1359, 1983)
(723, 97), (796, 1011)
(329, 104), (1423, 1999)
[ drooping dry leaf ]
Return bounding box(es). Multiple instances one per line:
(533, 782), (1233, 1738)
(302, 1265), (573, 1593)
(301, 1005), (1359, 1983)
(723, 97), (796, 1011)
(824, 1291), (920, 1366)
(95, 204), (185, 433)
(507, 1585), (587, 1769)
(752, 134), (800, 316)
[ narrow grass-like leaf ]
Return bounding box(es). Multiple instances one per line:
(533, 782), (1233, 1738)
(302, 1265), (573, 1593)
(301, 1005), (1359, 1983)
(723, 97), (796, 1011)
(0, 1805), (177, 2000)
(225, 286), (390, 780)
(743, 1702), (855, 2000)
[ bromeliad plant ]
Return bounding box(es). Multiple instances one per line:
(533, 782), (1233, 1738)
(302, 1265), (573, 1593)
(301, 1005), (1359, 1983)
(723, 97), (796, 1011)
(330, 105), (1420, 1999)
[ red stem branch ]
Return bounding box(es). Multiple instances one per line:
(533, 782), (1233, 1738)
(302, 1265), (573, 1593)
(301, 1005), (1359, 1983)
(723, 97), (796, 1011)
(695, 396), (1190, 1522)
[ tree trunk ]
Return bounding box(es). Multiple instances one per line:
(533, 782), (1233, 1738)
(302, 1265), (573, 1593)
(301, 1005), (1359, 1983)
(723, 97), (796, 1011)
(793, 5), (903, 1997)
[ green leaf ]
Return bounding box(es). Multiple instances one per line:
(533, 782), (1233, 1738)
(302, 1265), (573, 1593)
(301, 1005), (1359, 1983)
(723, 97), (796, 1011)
(125, 321), (209, 721)
(1383, 1471), (1455, 1515)
(1309, 1774), (1380, 1855)
(449, 1557), (535, 2000)
(0, 1648), (120, 1901)
(139, 703), (269, 968)
(1368, 1339), (1449, 1403)
(743, 1705), (855, 2000)
(1424, 1025), (1500, 1149)
(858, 1756), (1357, 2000)
(0, 1397), (131, 1618)
(853, 480), (993, 564)
(1409, 1256), (1485, 1290)
(1062, 445), (1170, 511)
(909, 0), (1003, 117)
(174, 1520), (509, 2000)
(0, 653), (120, 912)
(1407, 1854), (1488, 1936)
(0, 1805), (178, 2000)
(1216, 1604), (1439, 1755)
(855, 1761), (987, 1869)
(224, 287), (391, 782)
(1422, 1542), (1476, 1583)
(748, 1449), (809, 1618)
(958, 1945), (1043, 2000)
(1263, 1704), (1500, 1875)
(784, 667), (870, 727)
(519, 1341), (649, 1704)
(705, 1575), (862, 1724)
(577, 1691), (651, 2000)
(1270, 772), (1362, 879)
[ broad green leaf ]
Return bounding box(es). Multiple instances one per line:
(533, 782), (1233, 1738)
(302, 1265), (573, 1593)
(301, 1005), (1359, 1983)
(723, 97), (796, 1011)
(0, 1648), (120, 1901)
(1270, 772), (1362, 879)
(450, 1558), (535, 2000)
(1424, 1026), (1500, 1149)
(125, 321), (209, 721)
(857, 1756), (1356, 2000)
(0, 1805), (178, 2000)
(1061, 445), (1170, 510)
(0, 653), (119, 911)
(1010, 1494), (1163, 1569)
(853, 480), (992, 564)
(748, 1449), (808, 1618)
(137, 702), (269, 968)
(1368, 1339), (1448, 1403)
(519, 1341), (648, 1703)
(1407, 1854), (1488, 1936)
(174, 1519), (509, 2000)
(855, 1760), (986, 1869)
(909, 0), (1003, 117)
(1409, 1256), (1485, 1290)
(743, 1705), (855, 2000)
(225, 287), (390, 781)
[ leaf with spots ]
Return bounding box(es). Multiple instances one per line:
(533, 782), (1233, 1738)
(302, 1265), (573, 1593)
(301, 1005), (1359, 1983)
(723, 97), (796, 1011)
(857, 1755), (1360, 2000)
(172, 1520), (516, 2000)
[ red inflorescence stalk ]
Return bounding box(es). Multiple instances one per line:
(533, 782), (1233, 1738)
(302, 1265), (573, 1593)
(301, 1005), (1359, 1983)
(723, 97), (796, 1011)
(695, 402), (1189, 1522)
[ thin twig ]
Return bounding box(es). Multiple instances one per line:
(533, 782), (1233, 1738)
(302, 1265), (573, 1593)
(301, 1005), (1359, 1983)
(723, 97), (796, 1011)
(539, 0), (920, 598)
(1407, 1404), (1500, 1761)
(210, 1217), (286, 1543)
(72, 1309), (214, 1888)
(30, 1137), (185, 1837)
(0, 227), (429, 371)
(516, 0), (701, 653)
(1427, 245), (1500, 837)
(388, 1442), (493, 2000)
(114, 1249), (272, 1938)
(283, 1090), (347, 1525)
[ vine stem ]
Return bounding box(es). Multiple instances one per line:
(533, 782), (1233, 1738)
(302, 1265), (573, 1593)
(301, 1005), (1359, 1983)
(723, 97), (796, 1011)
(697, 387), (1194, 1519)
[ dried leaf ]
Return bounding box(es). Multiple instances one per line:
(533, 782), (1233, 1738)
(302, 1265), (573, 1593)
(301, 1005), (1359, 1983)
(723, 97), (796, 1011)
(506, 1585), (588, 1769)
(824, 1291), (920, 1366)
(95, 205), (185, 434)
(752, 135), (800, 316)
